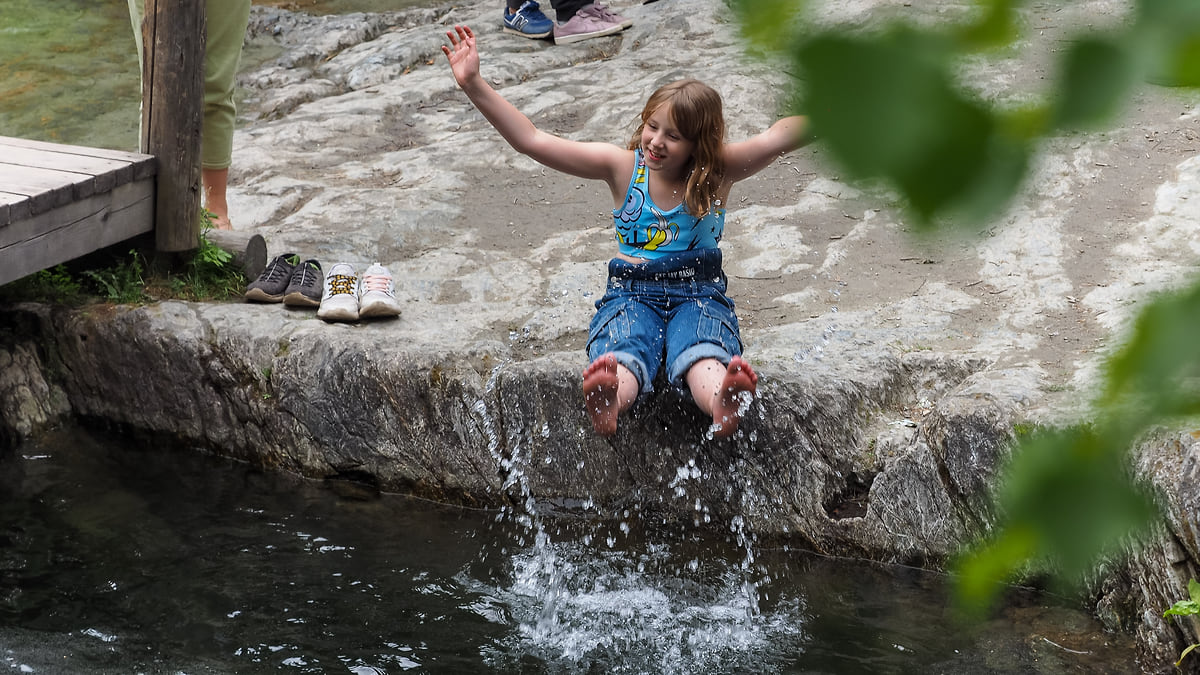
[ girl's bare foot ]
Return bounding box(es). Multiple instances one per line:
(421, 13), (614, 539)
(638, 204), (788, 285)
(711, 356), (758, 439)
(582, 353), (621, 437)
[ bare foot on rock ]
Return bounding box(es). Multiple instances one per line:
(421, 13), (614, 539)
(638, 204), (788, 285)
(582, 353), (621, 437)
(711, 356), (758, 439)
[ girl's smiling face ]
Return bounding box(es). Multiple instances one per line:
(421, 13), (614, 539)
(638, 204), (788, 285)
(640, 104), (696, 179)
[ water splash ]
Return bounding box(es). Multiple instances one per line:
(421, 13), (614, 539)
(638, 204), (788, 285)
(474, 365), (569, 636)
(471, 542), (807, 674)
(472, 365), (792, 673)
(704, 389), (757, 441)
(794, 321), (841, 363)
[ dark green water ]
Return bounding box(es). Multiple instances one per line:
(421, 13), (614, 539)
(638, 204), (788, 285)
(0, 426), (1138, 674)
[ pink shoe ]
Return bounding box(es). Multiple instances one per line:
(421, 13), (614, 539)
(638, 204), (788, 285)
(553, 11), (623, 44)
(580, 3), (632, 30)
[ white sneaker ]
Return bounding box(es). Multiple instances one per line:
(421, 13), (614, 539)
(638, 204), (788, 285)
(317, 263), (360, 322)
(358, 263), (402, 319)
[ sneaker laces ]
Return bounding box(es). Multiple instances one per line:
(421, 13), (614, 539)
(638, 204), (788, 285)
(293, 263), (318, 287)
(581, 3), (612, 19)
(327, 274), (357, 296)
(361, 272), (393, 294)
(259, 259), (292, 283)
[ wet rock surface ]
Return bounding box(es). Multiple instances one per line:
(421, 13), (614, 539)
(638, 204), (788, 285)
(3, 0), (1200, 669)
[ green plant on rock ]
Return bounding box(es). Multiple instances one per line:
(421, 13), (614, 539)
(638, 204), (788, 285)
(1164, 578), (1200, 668)
(168, 211), (245, 301)
(259, 366), (274, 400)
(0, 264), (85, 305)
(197, 209), (233, 267)
(82, 249), (146, 304)
(3, 211), (245, 305)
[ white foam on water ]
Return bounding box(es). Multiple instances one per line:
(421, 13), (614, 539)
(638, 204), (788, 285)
(467, 541), (807, 675)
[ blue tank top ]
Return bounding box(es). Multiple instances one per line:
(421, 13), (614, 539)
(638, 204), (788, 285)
(612, 149), (725, 260)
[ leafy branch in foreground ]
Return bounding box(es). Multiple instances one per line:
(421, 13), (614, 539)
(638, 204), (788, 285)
(956, 276), (1200, 608)
(737, 0), (1200, 227)
(734, 0), (1200, 613)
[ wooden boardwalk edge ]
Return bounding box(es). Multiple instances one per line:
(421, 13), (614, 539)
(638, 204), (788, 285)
(0, 136), (156, 227)
(0, 181), (155, 287)
(0, 134), (157, 286)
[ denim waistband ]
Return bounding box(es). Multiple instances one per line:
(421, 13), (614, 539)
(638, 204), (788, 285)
(607, 249), (723, 282)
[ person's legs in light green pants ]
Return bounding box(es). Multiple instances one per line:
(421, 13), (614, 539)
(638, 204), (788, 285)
(127, 0), (251, 228)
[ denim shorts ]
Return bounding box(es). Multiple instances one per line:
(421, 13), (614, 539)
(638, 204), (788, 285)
(585, 249), (743, 398)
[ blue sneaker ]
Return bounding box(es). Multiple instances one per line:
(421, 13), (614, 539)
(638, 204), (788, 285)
(503, 0), (553, 39)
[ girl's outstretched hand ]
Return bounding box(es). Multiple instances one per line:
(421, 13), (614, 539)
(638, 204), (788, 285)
(442, 25), (480, 89)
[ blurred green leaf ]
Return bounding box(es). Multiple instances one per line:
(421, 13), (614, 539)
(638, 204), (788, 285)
(734, 0), (1200, 617)
(1001, 426), (1156, 575)
(1137, 0), (1200, 24)
(1148, 33), (1200, 86)
(797, 28), (1004, 223)
(734, 0), (804, 54)
(955, 525), (1037, 611)
(942, 125), (1030, 225)
(1053, 37), (1137, 129)
(955, 0), (1021, 50)
(1103, 280), (1200, 411)
(1136, 0), (1200, 85)
(956, 425), (1158, 608)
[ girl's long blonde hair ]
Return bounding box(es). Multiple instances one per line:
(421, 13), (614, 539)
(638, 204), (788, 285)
(627, 79), (726, 217)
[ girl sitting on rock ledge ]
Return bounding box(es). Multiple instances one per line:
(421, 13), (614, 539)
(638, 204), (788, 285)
(443, 25), (811, 439)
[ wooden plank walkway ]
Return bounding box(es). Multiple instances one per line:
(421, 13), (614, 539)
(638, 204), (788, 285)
(0, 136), (157, 287)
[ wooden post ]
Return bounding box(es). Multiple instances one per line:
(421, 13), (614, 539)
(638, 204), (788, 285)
(140, 0), (204, 253)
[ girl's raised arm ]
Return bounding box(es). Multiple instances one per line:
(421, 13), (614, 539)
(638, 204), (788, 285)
(442, 25), (626, 184)
(722, 115), (813, 184)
